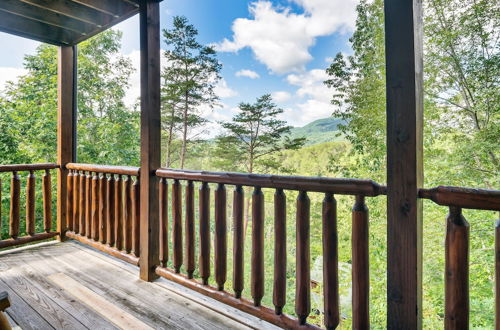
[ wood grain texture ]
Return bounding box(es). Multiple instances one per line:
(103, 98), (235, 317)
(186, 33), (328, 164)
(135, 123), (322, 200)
(57, 46), (76, 241)
(26, 171), (36, 235)
(352, 195), (369, 329)
(138, 0), (161, 281)
(185, 181), (195, 278)
(251, 187), (265, 307)
(233, 185), (244, 298)
(159, 178), (168, 266)
(323, 193), (339, 330)
(49, 273), (153, 330)
(215, 183), (227, 290)
(385, 0), (424, 327)
(9, 172), (20, 239)
(172, 179), (183, 273)
(124, 176), (133, 253)
(66, 170), (74, 231)
(72, 170), (79, 233)
(199, 182), (211, 285)
(43, 170), (53, 233)
(295, 191), (311, 325)
(114, 175), (123, 250)
(156, 168), (386, 196)
(106, 175), (115, 246)
(79, 171), (87, 237)
(273, 189), (286, 315)
(99, 174), (107, 244)
(445, 207), (469, 329)
(91, 172), (99, 241)
(131, 178), (140, 258)
(85, 172), (93, 239)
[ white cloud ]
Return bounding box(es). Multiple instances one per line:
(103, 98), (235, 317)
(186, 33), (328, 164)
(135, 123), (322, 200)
(281, 68), (333, 125)
(235, 69), (260, 79)
(0, 67), (27, 93)
(272, 91), (292, 103)
(216, 0), (357, 74)
(214, 79), (238, 98)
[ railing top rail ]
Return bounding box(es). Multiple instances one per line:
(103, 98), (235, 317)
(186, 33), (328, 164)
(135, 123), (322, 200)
(0, 163), (59, 173)
(156, 168), (387, 196)
(66, 163), (140, 176)
(419, 185), (500, 211)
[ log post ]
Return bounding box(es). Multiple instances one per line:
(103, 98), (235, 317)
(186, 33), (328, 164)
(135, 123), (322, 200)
(57, 45), (77, 241)
(385, 0), (424, 327)
(139, 0), (161, 281)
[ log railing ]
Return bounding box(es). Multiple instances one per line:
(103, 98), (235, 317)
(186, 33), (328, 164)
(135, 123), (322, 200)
(155, 168), (387, 329)
(419, 186), (500, 329)
(0, 164), (59, 249)
(64, 163), (141, 266)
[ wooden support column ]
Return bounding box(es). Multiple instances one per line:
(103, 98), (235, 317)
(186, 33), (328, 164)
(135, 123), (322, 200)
(57, 45), (77, 240)
(385, 0), (424, 328)
(139, 0), (161, 281)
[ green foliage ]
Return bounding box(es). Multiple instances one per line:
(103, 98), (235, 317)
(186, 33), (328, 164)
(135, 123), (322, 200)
(162, 16), (222, 168)
(213, 94), (305, 173)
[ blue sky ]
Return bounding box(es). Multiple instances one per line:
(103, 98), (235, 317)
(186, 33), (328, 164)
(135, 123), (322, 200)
(0, 0), (357, 128)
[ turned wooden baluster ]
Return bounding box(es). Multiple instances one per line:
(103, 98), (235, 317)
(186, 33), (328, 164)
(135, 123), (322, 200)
(99, 173), (107, 244)
(296, 190), (310, 325)
(199, 182), (211, 285)
(172, 179), (183, 273)
(91, 172), (99, 241)
(496, 219), (500, 330)
(159, 178), (168, 266)
(185, 181), (195, 278)
(85, 171), (92, 238)
(273, 188), (286, 314)
(106, 175), (115, 246)
(124, 175), (133, 253)
(114, 175), (123, 250)
(252, 186), (265, 307)
(131, 178), (140, 257)
(9, 171), (20, 239)
(65, 170), (73, 232)
(72, 170), (79, 233)
(26, 171), (36, 235)
(215, 183), (227, 290)
(352, 195), (369, 329)
(79, 171), (87, 236)
(323, 193), (339, 329)
(233, 185), (244, 298)
(445, 206), (469, 329)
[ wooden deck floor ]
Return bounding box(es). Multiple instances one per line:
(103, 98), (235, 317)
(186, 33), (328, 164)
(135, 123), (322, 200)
(0, 241), (279, 330)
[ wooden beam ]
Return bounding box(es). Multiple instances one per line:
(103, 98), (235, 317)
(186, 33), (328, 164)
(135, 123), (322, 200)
(0, 10), (74, 45)
(71, 0), (137, 17)
(0, 0), (94, 34)
(20, 0), (114, 27)
(57, 46), (77, 241)
(139, 0), (161, 281)
(385, 0), (424, 328)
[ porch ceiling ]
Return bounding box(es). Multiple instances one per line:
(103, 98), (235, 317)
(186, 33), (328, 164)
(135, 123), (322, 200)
(0, 0), (142, 46)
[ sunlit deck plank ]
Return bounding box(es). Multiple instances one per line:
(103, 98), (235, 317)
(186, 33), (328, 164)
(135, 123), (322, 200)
(0, 242), (276, 329)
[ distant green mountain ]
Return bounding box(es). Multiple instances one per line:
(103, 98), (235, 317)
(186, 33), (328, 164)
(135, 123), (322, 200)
(289, 117), (344, 146)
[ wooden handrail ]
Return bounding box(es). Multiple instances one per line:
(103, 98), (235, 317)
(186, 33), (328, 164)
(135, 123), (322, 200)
(0, 163), (58, 172)
(66, 163), (140, 176)
(419, 186), (500, 211)
(156, 168), (387, 196)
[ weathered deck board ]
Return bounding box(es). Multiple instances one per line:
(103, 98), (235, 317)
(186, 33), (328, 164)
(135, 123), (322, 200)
(0, 242), (277, 330)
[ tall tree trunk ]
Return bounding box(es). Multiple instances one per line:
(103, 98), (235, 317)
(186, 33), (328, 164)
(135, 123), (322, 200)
(165, 106), (176, 167)
(243, 156), (254, 237)
(180, 92), (188, 169)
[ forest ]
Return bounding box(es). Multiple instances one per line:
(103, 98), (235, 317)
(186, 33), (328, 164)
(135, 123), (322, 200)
(0, 0), (498, 328)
